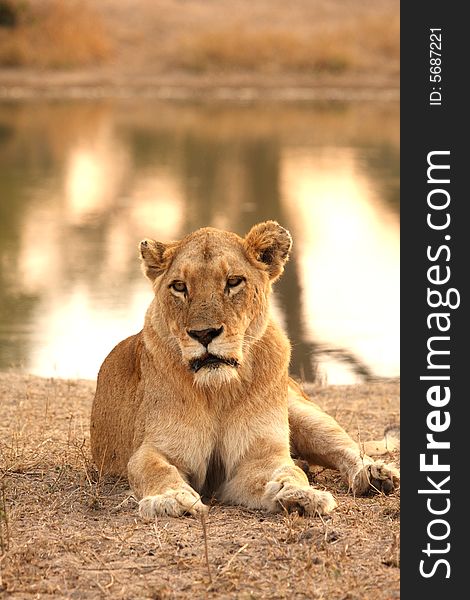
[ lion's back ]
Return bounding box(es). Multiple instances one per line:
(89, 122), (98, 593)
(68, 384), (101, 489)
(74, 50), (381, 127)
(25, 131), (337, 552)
(90, 332), (144, 476)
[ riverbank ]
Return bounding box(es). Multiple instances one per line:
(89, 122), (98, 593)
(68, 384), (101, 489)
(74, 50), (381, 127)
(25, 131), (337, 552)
(0, 70), (399, 102)
(0, 373), (399, 598)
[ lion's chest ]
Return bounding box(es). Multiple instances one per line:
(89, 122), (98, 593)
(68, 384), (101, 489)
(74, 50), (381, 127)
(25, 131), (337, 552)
(143, 402), (216, 486)
(141, 395), (282, 494)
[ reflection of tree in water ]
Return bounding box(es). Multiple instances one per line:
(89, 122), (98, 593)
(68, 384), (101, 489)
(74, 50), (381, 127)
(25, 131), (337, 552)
(0, 166), (39, 369)
(179, 134), (224, 231)
(0, 290), (37, 370)
(0, 108), (134, 370)
(358, 143), (400, 212)
(0, 112), (53, 369)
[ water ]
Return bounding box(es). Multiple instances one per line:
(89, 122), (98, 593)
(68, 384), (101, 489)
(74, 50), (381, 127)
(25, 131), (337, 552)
(0, 99), (399, 384)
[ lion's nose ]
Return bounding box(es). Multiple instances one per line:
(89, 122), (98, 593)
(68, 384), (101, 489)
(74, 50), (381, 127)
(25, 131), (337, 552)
(187, 326), (223, 347)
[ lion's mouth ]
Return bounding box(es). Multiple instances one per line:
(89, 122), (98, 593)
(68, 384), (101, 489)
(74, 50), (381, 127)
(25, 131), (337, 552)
(189, 354), (239, 373)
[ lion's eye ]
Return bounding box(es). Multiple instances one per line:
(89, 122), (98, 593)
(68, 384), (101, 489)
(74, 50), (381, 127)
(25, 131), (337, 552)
(226, 276), (244, 289)
(170, 281), (187, 293)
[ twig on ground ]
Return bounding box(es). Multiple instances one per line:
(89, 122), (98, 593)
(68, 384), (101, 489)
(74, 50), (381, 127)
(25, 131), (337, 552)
(200, 513), (213, 586)
(0, 481), (9, 554)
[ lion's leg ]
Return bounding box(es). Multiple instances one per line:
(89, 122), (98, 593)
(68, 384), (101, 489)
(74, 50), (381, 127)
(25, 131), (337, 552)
(220, 441), (337, 516)
(127, 444), (207, 519)
(288, 386), (400, 495)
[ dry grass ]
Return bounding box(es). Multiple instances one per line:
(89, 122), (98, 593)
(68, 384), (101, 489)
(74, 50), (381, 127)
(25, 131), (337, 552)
(176, 28), (354, 74)
(0, 0), (112, 68)
(175, 14), (399, 75)
(0, 0), (399, 85)
(0, 373), (399, 598)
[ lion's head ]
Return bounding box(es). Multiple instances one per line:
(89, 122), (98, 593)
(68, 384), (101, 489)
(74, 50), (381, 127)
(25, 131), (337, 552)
(139, 221), (292, 388)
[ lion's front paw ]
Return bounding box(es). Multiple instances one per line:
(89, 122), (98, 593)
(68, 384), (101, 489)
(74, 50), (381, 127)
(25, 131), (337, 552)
(139, 486), (208, 520)
(264, 481), (337, 516)
(351, 460), (400, 496)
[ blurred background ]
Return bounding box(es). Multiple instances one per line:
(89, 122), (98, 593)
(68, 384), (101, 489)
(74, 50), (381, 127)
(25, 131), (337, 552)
(0, 1), (399, 384)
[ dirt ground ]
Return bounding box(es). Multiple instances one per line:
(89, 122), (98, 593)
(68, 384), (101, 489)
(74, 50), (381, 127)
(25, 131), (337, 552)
(0, 373), (400, 599)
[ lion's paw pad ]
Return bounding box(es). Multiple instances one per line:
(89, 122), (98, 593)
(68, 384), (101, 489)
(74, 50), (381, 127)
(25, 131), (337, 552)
(275, 484), (337, 516)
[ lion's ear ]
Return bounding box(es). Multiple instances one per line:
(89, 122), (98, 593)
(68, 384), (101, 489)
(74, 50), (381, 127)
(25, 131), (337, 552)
(139, 239), (170, 281)
(244, 221), (292, 281)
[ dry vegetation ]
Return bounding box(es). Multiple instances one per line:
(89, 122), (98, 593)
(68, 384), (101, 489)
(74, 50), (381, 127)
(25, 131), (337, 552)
(175, 15), (399, 75)
(0, 0), (399, 87)
(0, 374), (400, 598)
(0, 0), (112, 67)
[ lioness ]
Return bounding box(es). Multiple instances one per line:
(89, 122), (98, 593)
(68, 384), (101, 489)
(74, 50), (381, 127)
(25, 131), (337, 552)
(91, 221), (399, 519)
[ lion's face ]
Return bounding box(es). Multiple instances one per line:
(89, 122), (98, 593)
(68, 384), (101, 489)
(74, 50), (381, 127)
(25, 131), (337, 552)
(140, 221), (292, 388)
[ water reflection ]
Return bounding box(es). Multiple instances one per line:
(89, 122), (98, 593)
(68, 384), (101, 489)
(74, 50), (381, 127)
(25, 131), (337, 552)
(0, 100), (399, 384)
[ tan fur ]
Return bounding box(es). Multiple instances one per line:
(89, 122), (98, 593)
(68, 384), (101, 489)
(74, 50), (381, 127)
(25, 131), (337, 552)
(90, 221), (399, 519)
